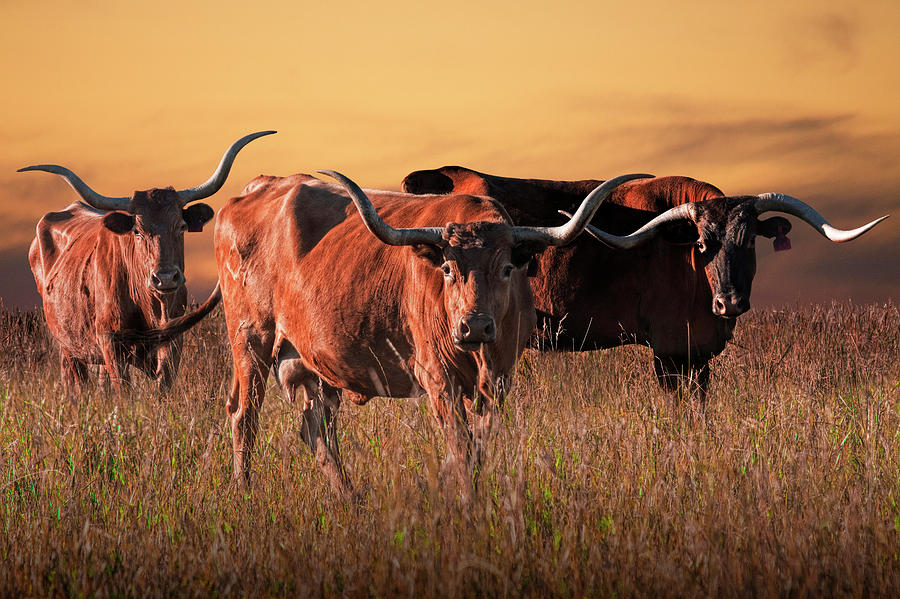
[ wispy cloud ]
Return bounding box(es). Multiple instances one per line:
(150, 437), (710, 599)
(781, 11), (860, 71)
(546, 101), (900, 212)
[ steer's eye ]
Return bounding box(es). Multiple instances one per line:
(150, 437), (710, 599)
(501, 264), (514, 279)
(441, 263), (453, 278)
(695, 240), (706, 253)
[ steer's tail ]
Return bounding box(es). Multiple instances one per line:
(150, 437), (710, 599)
(110, 282), (223, 346)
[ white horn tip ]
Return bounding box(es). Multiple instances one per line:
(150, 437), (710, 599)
(869, 214), (891, 228)
(828, 214), (890, 242)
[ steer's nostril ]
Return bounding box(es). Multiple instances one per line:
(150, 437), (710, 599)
(152, 269), (182, 291)
(713, 297), (726, 314)
(456, 313), (497, 344)
(712, 294), (749, 317)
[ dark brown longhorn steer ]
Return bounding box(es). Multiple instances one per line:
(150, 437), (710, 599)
(214, 170), (647, 492)
(24, 131), (274, 395)
(402, 167), (887, 399)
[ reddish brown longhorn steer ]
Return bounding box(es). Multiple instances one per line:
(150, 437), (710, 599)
(402, 167), (887, 400)
(24, 131), (274, 395)
(214, 170), (648, 493)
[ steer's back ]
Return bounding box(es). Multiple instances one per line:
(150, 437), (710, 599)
(216, 173), (510, 295)
(30, 203), (105, 292)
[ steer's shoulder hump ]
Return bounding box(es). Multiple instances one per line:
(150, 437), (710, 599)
(31, 202), (104, 289)
(617, 176), (726, 212)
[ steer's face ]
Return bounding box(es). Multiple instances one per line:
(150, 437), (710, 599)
(101, 188), (214, 295)
(669, 197), (790, 318)
(417, 222), (538, 351)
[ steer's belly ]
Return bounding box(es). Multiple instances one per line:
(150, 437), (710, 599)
(302, 344), (421, 400)
(276, 324), (421, 400)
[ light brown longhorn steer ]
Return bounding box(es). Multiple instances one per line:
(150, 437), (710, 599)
(214, 170), (648, 493)
(24, 131), (274, 395)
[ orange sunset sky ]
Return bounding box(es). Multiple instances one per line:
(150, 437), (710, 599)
(1, 0), (898, 310)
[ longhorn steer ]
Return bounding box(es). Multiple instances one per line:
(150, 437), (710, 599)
(402, 167), (887, 399)
(24, 131), (274, 395)
(214, 170), (647, 492)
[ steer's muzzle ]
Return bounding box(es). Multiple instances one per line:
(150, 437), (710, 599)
(151, 268), (184, 293)
(454, 313), (497, 349)
(712, 293), (750, 318)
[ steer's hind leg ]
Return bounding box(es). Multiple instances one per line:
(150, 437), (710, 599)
(300, 380), (352, 498)
(275, 340), (352, 498)
(227, 329), (274, 485)
(276, 345), (352, 497)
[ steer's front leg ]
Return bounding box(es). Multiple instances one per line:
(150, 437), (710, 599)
(652, 353), (710, 407)
(463, 373), (506, 476)
(415, 350), (476, 488)
(99, 337), (130, 395)
(154, 338), (183, 394)
(226, 330), (273, 486)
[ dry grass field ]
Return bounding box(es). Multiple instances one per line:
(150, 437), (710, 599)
(1, 301), (898, 597)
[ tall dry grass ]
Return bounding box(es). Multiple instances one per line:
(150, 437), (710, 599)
(0, 301), (898, 597)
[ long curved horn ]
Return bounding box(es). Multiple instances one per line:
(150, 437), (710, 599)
(318, 170), (444, 246)
(511, 173), (653, 246)
(559, 202), (697, 249)
(17, 165), (130, 211)
(754, 193), (888, 242)
(177, 130), (276, 205)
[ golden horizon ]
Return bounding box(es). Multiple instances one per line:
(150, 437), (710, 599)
(1, 0), (898, 308)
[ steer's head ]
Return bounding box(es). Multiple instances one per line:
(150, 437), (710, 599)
(663, 197), (793, 318)
(102, 187), (214, 294)
(421, 222), (533, 349)
(572, 192), (888, 319)
(319, 170), (652, 351)
(20, 131), (275, 296)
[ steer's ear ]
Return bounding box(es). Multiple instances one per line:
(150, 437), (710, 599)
(183, 203), (215, 233)
(402, 170), (455, 195)
(102, 211), (135, 234)
(756, 216), (791, 238)
(512, 241), (546, 274)
(659, 220), (700, 245)
(411, 243), (443, 266)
